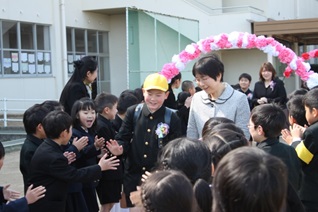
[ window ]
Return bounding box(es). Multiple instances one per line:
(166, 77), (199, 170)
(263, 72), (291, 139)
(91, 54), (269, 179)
(66, 27), (110, 93)
(0, 20), (51, 76)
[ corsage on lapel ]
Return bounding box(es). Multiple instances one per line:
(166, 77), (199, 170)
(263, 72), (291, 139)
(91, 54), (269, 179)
(155, 122), (170, 148)
(269, 80), (276, 91)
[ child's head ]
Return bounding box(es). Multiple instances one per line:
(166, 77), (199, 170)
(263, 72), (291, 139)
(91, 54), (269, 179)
(303, 88), (318, 125)
(157, 137), (211, 184)
(287, 88), (308, 100)
(117, 90), (139, 116)
(213, 146), (287, 212)
(41, 100), (64, 112)
(0, 142), (4, 169)
(141, 170), (194, 212)
(94, 92), (118, 120)
(202, 117), (234, 138)
(249, 104), (286, 141)
(23, 104), (50, 138)
(71, 97), (96, 131)
(238, 73), (252, 90)
(202, 129), (248, 169)
(42, 111), (73, 142)
(142, 73), (169, 112)
(181, 80), (195, 96)
(133, 88), (144, 103)
(192, 54), (224, 82)
(177, 91), (191, 108)
(287, 95), (308, 126)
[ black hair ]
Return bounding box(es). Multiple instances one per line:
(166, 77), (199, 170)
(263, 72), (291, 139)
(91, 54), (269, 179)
(157, 137), (211, 184)
(0, 142), (5, 159)
(94, 92), (118, 114)
(169, 72), (182, 85)
(239, 73), (252, 82)
(177, 91), (191, 108)
(210, 123), (244, 135)
(287, 95), (308, 126)
(59, 56), (97, 111)
(213, 147), (287, 212)
(42, 110), (73, 139)
(41, 100), (64, 112)
(202, 117), (234, 138)
(182, 80), (194, 92)
(71, 97), (97, 133)
(202, 129), (248, 168)
(192, 54), (224, 82)
(141, 170), (194, 212)
(287, 88), (308, 100)
(303, 88), (318, 110)
(23, 104), (50, 134)
(117, 90), (139, 115)
(250, 104), (286, 138)
(133, 88), (144, 103)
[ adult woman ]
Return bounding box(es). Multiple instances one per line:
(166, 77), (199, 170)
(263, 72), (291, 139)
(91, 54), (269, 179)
(187, 54), (250, 139)
(59, 56), (98, 115)
(251, 62), (287, 109)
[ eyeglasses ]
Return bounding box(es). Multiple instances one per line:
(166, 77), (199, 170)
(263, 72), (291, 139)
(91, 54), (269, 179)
(193, 76), (209, 83)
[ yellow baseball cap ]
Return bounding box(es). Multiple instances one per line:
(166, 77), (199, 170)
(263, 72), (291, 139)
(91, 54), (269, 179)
(143, 73), (168, 92)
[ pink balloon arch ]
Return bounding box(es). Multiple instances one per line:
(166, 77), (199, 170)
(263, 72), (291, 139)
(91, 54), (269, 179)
(159, 31), (318, 89)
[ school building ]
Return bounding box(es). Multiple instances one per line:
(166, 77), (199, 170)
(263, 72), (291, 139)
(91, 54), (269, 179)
(1, 0), (318, 112)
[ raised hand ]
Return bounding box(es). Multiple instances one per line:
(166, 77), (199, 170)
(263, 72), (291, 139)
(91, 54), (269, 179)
(94, 136), (105, 150)
(105, 139), (123, 156)
(3, 184), (20, 201)
(98, 153), (120, 171)
(25, 184), (46, 204)
(63, 151), (76, 164)
(72, 136), (88, 151)
(281, 129), (293, 145)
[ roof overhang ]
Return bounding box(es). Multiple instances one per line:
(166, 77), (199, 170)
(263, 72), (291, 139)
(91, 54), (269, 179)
(253, 18), (318, 45)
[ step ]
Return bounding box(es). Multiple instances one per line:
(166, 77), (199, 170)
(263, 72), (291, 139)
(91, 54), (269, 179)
(2, 138), (24, 153)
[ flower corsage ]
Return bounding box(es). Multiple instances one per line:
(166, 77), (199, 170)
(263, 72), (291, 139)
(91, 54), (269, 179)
(156, 123), (170, 138)
(269, 80), (276, 91)
(156, 123), (170, 148)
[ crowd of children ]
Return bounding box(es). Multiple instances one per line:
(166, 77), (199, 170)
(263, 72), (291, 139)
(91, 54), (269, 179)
(2, 54), (318, 212)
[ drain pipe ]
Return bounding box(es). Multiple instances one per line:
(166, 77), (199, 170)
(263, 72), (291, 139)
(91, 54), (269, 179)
(60, 0), (68, 87)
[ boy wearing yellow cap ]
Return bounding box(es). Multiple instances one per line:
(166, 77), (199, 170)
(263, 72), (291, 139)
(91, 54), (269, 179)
(106, 73), (182, 208)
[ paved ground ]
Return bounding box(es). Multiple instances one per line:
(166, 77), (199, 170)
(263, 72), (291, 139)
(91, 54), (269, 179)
(0, 148), (24, 195)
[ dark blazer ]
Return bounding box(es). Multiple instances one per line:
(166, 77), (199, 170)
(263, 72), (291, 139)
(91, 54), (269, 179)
(164, 86), (177, 109)
(297, 121), (318, 205)
(96, 115), (123, 180)
(29, 139), (102, 212)
(256, 138), (302, 191)
(251, 78), (287, 109)
(115, 104), (181, 195)
(19, 134), (43, 193)
(0, 187), (28, 212)
(60, 82), (90, 115)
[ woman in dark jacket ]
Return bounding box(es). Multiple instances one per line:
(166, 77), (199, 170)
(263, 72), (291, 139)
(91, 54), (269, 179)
(251, 62), (287, 109)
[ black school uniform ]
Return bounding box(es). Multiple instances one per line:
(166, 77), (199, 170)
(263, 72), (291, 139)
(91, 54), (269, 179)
(71, 127), (100, 212)
(28, 139), (102, 212)
(19, 134), (43, 193)
(296, 121), (318, 211)
(115, 104), (182, 207)
(95, 115), (123, 204)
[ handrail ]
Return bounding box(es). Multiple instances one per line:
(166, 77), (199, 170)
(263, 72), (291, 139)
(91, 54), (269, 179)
(0, 98), (50, 127)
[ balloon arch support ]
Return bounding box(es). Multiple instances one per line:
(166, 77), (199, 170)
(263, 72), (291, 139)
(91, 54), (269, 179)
(158, 32), (318, 89)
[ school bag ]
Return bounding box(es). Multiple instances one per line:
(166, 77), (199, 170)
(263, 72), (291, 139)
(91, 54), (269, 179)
(133, 103), (173, 148)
